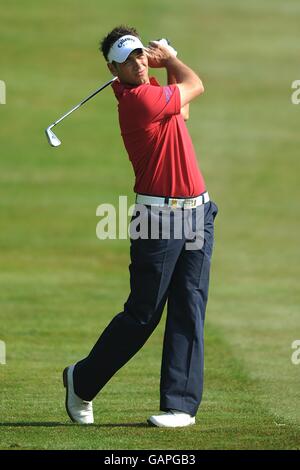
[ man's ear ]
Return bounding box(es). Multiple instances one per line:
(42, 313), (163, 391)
(107, 62), (118, 77)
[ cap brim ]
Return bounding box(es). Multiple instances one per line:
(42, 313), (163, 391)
(108, 35), (145, 63)
(117, 47), (145, 63)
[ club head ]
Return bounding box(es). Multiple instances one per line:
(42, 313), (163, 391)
(45, 126), (61, 147)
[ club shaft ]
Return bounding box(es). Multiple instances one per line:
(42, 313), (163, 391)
(52, 77), (117, 127)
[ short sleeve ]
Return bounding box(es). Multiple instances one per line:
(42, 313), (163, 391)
(125, 84), (181, 129)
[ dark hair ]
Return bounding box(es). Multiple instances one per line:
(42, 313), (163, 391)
(100, 25), (140, 62)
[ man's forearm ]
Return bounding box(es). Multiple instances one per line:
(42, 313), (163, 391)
(167, 69), (190, 120)
(165, 56), (203, 91)
(146, 42), (204, 107)
(164, 56), (204, 108)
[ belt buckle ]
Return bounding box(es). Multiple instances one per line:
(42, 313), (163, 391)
(183, 198), (196, 209)
(168, 198), (197, 209)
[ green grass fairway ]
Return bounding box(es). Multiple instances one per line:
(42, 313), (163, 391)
(1, 0), (300, 450)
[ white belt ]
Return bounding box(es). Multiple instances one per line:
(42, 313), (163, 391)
(135, 191), (209, 209)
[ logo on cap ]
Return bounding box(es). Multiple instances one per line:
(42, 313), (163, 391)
(118, 37), (135, 48)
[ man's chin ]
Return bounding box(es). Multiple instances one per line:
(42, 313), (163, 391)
(120, 75), (150, 86)
(139, 76), (150, 84)
(134, 72), (150, 85)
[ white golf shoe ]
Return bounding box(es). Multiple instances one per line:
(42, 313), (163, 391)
(147, 409), (195, 428)
(63, 364), (94, 424)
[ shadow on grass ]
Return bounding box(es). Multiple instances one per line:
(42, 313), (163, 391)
(0, 422), (149, 428)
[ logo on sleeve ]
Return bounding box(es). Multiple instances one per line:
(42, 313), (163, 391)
(164, 86), (173, 103)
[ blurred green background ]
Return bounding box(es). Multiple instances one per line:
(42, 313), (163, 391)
(0, 0), (299, 449)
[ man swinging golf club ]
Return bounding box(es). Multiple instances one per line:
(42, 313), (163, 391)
(63, 25), (218, 428)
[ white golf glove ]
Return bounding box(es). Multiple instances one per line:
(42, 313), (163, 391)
(151, 38), (178, 57)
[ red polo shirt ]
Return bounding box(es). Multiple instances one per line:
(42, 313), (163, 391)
(112, 77), (206, 197)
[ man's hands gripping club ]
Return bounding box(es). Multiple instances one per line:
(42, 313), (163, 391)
(145, 40), (177, 68)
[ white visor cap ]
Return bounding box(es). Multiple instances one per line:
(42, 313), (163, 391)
(107, 35), (145, 63)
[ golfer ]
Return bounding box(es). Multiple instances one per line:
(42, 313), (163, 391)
(63, 25), (218, 428)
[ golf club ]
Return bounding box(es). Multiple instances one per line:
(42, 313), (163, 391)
(45, 76), (118, 147)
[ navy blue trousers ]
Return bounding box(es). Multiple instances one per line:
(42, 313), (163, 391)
(74, 200), (218, 417)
